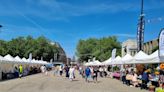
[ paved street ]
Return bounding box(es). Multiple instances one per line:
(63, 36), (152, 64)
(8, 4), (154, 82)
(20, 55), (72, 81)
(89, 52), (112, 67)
(0, 71), (147, 92)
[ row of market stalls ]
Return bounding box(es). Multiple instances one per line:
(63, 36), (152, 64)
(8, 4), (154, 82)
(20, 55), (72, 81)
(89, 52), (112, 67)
(84, 50), (163, 90)
(0, 54), (49, 65)
(84, 50), (160, 66)
(0, 54), (49, 80)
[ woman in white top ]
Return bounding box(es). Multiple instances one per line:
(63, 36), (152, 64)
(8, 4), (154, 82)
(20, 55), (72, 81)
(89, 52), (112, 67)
(69, 66), (75, 81)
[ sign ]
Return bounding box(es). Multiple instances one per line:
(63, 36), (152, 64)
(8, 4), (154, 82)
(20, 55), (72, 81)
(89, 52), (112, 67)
(159, 28), (164, 61)
(111, 48), (116, 61)
(29, 53), (32, 62)
(111, 48), (116, 72)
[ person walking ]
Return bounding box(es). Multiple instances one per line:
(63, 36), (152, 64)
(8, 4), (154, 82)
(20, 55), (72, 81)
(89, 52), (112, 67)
(141, 70), (149, 90)
(40, 65), (45, 73)
(65, 65), (69, 78)
(59, 65), (63, 76)
(69, 66), (75, 81)
(85, 66), (91, 82)
(19, 65), (23, 78)
(93, 67), (98, 83)
(99, 67), (103, 77)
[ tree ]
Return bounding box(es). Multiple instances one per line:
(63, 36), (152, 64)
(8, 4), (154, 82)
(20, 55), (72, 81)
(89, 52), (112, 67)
(0, 36), (66, 62)
(76, 36), (121, 62)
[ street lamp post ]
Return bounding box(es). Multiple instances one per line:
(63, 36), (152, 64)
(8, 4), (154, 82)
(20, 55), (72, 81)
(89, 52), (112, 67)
(0, 25), (2, 32)
(137, 0), (145, 52)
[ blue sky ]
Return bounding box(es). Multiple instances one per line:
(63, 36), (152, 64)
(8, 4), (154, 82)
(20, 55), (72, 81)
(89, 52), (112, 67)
(0, 0), (164, 58)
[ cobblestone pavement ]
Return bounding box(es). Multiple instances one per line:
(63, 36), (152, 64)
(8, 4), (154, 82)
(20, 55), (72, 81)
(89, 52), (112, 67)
(0, 71), (148, 92)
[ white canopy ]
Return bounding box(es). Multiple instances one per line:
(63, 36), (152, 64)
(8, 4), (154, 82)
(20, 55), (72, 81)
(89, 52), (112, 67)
(4, 54), (17, 63)
(122, 54), (133, 64)
(126, 50), (160, 64)
(0, 55), (9, 63)
(134, 51), (149, 60)
(102, 57), (111, 65)
(22, 57), (29, 64)
(84, 62), (93, 66)
(112, 56), (122, 65)
(144, 50), (160, 64)
(92, 60), (102, 66)
(15, 56), (23, 62)
(149, 50), (158, 59)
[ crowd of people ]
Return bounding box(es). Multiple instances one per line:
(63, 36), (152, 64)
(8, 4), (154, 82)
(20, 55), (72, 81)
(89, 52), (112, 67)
(2, 63), (164, 92)
(53, 64), (164, 92)
(2, 64), (51, 80)
(119, 66), (164, 92)
(54, 65), (109, 83)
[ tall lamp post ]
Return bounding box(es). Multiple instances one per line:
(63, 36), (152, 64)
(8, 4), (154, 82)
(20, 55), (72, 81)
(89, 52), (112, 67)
(0, 25), (2, 31)
(137, 0), (145, 52)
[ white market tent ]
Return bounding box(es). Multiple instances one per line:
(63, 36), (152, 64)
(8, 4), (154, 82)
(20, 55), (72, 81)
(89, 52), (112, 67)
(112, 56), (122, 65)
(126, 51), (149, 64)
(4, 54), (18, 63)
(15, 56), (23, 63)
(0, 55), (8, 63)
(42, 60), (49, 65)
(144, 50), (160, 64)
(85, 50), (161, 66)
(91, 60), (102, 66)
(22, 57), (29, 64)
(134, 51), (149, 60)
(123, 54), (134, 64)
(102, 58), (111, 65)
(149, 50), (158, 59)
(84, 62), (93, 66)
(125, 50), (161, 64)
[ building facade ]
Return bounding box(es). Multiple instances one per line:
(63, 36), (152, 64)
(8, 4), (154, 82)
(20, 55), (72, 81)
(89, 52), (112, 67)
(122, 39), (138, 57)
(143, 39), (158, 55)
(122, 39), (159, 57)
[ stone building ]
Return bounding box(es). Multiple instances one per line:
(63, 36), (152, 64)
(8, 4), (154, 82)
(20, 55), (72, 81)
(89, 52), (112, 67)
(122, 39), (159, 57)
(121, 39), (138, 57)
(143, 39), (159, 55)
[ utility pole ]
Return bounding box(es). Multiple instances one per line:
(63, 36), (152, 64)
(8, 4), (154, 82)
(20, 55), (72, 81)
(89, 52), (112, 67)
(0, 25), (2, 32)
(137, 0), (145, 51)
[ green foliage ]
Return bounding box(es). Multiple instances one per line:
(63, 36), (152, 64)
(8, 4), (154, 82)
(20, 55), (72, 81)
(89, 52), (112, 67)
(0, 36), (66, 62)
(76, 36), (121, 62)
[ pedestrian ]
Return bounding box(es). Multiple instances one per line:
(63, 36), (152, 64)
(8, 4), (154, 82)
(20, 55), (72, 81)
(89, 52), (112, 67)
(14, 66), (19, 78)
(85, 66), (91, 82)
(79, 66), (82, 75)
(65, 65), (69, 78)
(44, 65), (48, 76)
(99, 67), (103, 77)
(59, 65), (63, 76)
(69, 66), (75, 81)
(19, 65), (23, 78)
(40, 65), (45, 73)
(121, 69), (126, 84)
(141, 69), (149, 90)
(90, 66), (94, 80)
(93, 67), (98, 83)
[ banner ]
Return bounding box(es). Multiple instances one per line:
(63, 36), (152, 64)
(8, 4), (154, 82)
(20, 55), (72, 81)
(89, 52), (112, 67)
(159, 28), (164, 61)
(29, 53), (32, 62)
(111, 48), (116, 61)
